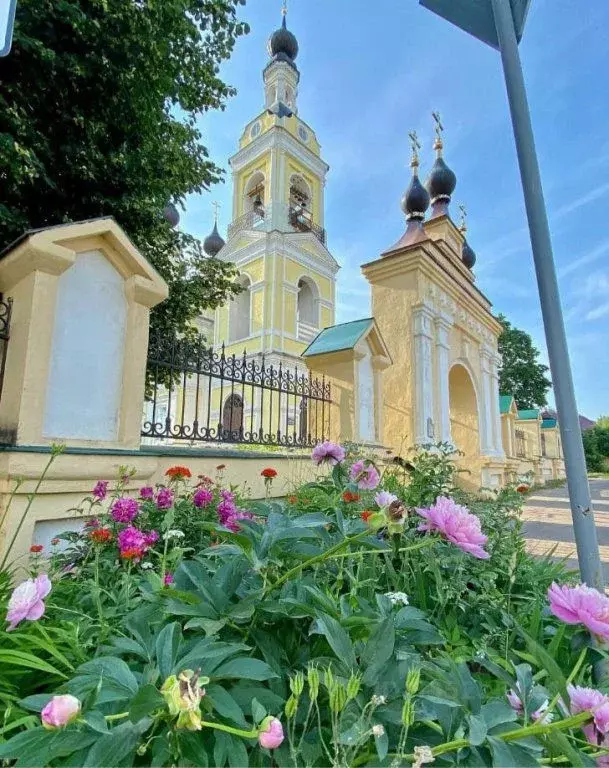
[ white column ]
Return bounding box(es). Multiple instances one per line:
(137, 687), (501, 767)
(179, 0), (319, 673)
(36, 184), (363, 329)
(435, 313), (453, 444)
(491, 354), (505, 456)
(480, 345), (495, 456)
(413, 303), (436, 445)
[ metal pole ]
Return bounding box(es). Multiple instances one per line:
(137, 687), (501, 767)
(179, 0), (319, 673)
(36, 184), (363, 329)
(490, 0), (602, 588)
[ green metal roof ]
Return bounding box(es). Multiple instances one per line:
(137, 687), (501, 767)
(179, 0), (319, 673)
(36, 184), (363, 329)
(302, 318), (374, 357)
(499, 395), (515, 414)
(542, 418), (557, 429)
(518, 408), (540, 421)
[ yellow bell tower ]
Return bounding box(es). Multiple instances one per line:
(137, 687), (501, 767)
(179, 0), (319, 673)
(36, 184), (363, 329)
(209, 6), (339, 368)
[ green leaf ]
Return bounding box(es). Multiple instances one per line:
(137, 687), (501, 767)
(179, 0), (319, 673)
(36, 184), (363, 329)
(374, 726), (389, 761)
(129, 684), (165, 723)
(179, 732), (209, 766)
(206, 684), (247, 727)
(18, 694), (52, 712)
(82, 711), (109, 734)
(0, 650), (68, 678)
(226, 733), (249, 767)
(310, 614), (357, 669)
(468, 713), (487, 746)
(83, 719), (151, 767)
(184, 617), (228, 636)
(251, 698), (266, 725)
(516, 625), (568, 703)
(212, 657), (278, 681)
(70, 657), (138, 702)
(481, 699), (518, 732)
(487, 737), (540, 767)
(155, 622), (182, 679)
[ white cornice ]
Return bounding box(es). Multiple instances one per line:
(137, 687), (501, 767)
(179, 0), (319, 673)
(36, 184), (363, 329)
(230, 126), (328, 178)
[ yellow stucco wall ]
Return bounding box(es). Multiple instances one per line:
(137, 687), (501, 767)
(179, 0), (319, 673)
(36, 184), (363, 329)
(238, 113), (320, 157)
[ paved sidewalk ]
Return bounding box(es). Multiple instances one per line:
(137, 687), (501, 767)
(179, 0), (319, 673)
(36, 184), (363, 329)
(522, 479), (609, 581)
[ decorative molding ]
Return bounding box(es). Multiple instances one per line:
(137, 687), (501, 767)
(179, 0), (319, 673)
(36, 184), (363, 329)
(229, 126), (328, 179)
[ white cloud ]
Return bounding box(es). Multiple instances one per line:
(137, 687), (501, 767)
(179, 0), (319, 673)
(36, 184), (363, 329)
(586, 302), (609, 322)
(558, 238), (609, 279)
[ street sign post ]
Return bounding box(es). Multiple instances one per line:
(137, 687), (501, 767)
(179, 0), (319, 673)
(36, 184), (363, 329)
(419, 0), (603, 591)
(1, 0), (18, 57)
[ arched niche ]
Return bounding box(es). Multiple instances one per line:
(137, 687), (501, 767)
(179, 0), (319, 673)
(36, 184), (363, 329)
(448, 362), (480, 459)
(244, 171), (265, 215)
(229, 274), (251, 342)
(289, 174), (312, 213)
(296, 276), (319, 341)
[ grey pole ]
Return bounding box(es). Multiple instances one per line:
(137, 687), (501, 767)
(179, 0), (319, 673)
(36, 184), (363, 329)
(490, 0), (602, 589)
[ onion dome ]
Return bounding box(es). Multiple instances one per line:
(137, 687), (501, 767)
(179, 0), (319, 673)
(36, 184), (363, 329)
(426, 113), (456, 217)
(268, 14), (298, 64)
(401, 174), (430, 221)
(203, 221), (225, 257)
(462, 239), (476, 269)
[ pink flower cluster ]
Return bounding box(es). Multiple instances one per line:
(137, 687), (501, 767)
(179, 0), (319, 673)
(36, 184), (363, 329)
(140, 486), (154, 501)
(156, 487), (174, 510)
(569, 685), (609, 758)
(217, 489), (253, 532)
(349, 460), (380, 491)
(548, 583), (609, 641)
(6, 574), (52, 631)
(92, 480), (108, 501)
(193, 487), (213, 508)
(416, 496), (489, 559)
(311, 441), (345, 466)
(111, 497), (139, 523)
(117, 526), (158, 561)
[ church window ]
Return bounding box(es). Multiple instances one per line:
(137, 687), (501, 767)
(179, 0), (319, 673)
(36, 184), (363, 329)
(297, 277), (318, 341)
(229, 275), (251, 342)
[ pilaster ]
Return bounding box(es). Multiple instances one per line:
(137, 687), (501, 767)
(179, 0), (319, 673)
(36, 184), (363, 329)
(413, 301), (436, 445)
(434, 312), (453, 444)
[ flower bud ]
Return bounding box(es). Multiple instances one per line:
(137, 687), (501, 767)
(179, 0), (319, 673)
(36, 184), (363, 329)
(406, 667), (421, 696)
(346, 673), (361, 701)
(161, 669), (207, 719)
(290, 671), (304, 697)
(285, 695), (299, 719)
(307, 664), (320, 701)
(176, 709), (203, 731)
(401, 699), (414, 727)
(330, 683), (347, 714)
(258, 716), (284, 749)
(324, 667), (334, 692)
(41, 695), (81, 729)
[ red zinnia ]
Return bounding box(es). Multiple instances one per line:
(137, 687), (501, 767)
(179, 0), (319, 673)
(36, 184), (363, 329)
(361, 511), (373, 523)
(165, 466), (191, 479)
(30, 544), (43, 553)
(287, 495), (298, 504)
(342, 491), (360, 503)
(120, 546), (144, 561)
(261, 468), (277, 479)
(516, 484), (530, 494)
(90, 528), (113, 544)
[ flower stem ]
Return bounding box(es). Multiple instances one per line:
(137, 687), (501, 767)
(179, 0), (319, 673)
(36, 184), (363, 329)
(326, 539), (435, 561)
(199, 720), (258, 739)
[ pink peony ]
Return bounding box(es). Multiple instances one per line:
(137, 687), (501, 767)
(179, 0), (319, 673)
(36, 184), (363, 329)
(375, 490), (398, 508)
(92, 480), (108, 501)
(156, 488), (174, 510)
(416, 496), (489, 559)
(258, 716), (284, 749)
(41, 694), (81, 729)
(140, 486), (154, 501)
(6, 574), (52, 631)
(111, 497), (139, 523)
(506, 688), (552, 723)
(193, 487), (213, 509)
(569, 685), (609, 749)
(548, 583), (609, 641)
(311, 441), (345, 466)
(350, 460), (380, 491)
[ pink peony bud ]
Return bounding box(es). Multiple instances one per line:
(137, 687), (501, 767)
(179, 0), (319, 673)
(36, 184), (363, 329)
(41, 694), (81, 729)
(258, 716), (284, 749)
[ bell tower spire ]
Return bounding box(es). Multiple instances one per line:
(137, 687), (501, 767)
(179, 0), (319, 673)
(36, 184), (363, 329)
(264, 2), (300, 114)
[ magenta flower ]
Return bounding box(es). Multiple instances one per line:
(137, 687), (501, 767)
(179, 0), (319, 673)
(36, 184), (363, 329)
(569, 685), (609, 749)
(506, 689), (552, 723)
(92, 480), (108, 501)
(193, 487), (213, 509)
(140, 486), (154, 501)
(217, 489), (238, 525)
(84, 518), (100, 528)
(349, 460), (380, 491)
(416, 496), (489, 559)
(41, 695), (81, 729)
(111, 497), (139, 523)
(144, 530), (159, 547)
(311, 441), (346, 466)
(258, 716), (284, 749)
(548, 583), (609, 641)
(375, 490), (398, 508)
(6, 574), (52, 631)
(163, 572), (174, 586)
(117, 526), (156, 560)
(156, 487), (174, 510)
(224, 509), (254, 532)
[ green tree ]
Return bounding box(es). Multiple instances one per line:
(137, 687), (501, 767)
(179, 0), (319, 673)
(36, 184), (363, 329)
(497, 315), (552, 409)
(0, 0), (248, 339)
(596, 415), (609, 429)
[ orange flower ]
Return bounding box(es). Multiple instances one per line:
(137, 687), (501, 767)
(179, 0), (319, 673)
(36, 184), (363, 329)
(51, 538), (60, 546)
(90, 528), (113, 544)
(287, 495), (298, 504)
(261, 468), (277, 479)
(516, 484), (530, 494)
(361, 510), (373, 523)
(342, 490), (360, 503)
(30, 544), (43, 553)
(120, 547), (143, 560)
(165, 466), (192, 479)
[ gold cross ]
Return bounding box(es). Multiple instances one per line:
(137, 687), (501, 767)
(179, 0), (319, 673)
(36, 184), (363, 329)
(212, 200), (221, 222)
(408, 130), (421, 169)
(432, 111), (444, 138)
(282, 0), (288, 16)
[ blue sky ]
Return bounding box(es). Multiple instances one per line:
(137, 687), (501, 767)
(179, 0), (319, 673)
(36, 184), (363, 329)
(183, 0), (609, 419)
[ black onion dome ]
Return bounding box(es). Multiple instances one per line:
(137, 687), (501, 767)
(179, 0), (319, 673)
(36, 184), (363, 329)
(426, 156), (457, 202)
(268, 16), (298, 62)
(462, 239), (476, 269)
(401, 174), (430, 220)
(203, 222), (225, 257)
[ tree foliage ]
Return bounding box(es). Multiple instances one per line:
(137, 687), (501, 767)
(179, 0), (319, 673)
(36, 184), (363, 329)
(583, 425), (609, 472)
(0, 0), (248, 337)
(497, 315), (552, 409)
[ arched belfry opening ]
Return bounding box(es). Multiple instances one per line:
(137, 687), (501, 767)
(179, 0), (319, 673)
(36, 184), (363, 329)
(448, 363), (480, 459)
(244, 172), (265, 218)
(289, 174), (313, 232)
(297, 277), (318, 342)
(229, 275), (251, 342)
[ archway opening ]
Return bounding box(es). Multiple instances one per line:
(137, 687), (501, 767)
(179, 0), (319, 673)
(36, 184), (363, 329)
(244, 171), (265, 217)
(297, 277), (318, 341)
(229, 275), (251, 342)
(222, 394), (244, 439)
(448, 364), (479, 459)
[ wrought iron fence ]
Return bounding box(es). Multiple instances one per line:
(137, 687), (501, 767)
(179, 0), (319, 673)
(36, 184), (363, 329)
(142, 333), (331, 447)
(0, 295), (12, 401)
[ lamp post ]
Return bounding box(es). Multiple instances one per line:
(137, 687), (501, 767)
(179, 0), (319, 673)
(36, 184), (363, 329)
(418, 0), (603, 589)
